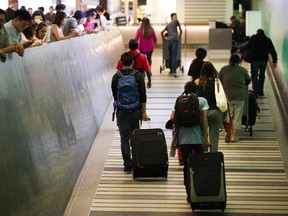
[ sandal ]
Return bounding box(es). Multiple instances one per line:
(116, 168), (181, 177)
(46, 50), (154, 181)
(225, 131), (231, 143)
(231, 138), (239, 143)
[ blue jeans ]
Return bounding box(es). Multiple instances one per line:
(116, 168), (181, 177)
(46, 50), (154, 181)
(116, 110), (141, 168)
(168, 39), (179, 74)
(251, 61), (267, 94)
(207, 109), (223, 152)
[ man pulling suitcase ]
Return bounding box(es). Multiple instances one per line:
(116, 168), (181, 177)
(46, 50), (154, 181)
(111, 52), (150, 174)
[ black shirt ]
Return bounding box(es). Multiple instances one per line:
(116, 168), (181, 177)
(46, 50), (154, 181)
(5, 8), (15, 22)
(197, 79), (218, 110)
(244, 33), (278, 63)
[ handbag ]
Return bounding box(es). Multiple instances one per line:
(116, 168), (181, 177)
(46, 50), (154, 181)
(215, 78), (228, 112)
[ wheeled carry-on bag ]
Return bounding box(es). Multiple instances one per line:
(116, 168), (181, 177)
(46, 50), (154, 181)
(131, 128), (169, 179)
(242, 89), (259, 136)
(187, 152), (226, 212)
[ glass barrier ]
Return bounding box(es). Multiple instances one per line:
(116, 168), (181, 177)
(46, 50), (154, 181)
(0, 28), (124, 216)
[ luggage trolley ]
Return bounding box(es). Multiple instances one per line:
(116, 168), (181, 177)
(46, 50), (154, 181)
(160, 37), (184, 73)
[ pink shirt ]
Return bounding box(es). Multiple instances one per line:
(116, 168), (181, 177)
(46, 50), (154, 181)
(85, 20), (94, 29)
(135, 28), (157, 53)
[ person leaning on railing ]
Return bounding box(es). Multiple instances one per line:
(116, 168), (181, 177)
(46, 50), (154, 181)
(0, 8), (25, 62)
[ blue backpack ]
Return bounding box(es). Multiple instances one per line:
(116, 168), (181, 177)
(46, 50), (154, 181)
(113, 70), (140, 110)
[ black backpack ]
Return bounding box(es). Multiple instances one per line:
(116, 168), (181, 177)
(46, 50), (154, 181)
(174, 93), (201, 127)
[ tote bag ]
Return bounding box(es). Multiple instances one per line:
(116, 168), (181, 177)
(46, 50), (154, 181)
(215, 78), (228, 112)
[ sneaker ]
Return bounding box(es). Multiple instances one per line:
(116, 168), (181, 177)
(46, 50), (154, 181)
(173, 74), (179, 78)
(124, 166), (132, 174)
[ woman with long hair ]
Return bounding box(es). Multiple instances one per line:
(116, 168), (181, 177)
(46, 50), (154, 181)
(135, 17), (157, 67)
(49, 11), (77, 43)
(196, 61), (223, 152)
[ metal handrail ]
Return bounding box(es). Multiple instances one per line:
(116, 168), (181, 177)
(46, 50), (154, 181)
(267, 60), (288, 127)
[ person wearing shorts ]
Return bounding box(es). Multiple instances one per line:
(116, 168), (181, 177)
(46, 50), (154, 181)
(229, 100), (245, 131)
(219, 55), (251, 142)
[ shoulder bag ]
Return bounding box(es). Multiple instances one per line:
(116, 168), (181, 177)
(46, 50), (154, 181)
(215, 78), (228, 112)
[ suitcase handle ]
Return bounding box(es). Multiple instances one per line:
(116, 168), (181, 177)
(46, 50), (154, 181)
(139, 118), (151, 129)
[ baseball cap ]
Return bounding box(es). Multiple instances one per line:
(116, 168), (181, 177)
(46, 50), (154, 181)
(73, 10), (85, 19)
(55, 4), (66, 11)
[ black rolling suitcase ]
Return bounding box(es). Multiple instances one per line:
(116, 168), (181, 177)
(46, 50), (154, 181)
(187, 152), (226, 212)
(242, 90), (259, 136)
(131, 128), (168, 179)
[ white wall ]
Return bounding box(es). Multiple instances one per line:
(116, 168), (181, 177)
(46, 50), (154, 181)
(150, 0), (177, 24)
(255, 0), (288, 85)
(0, 2), (7, 10)
(18, 0), (55, 13)
(107, 0), (122, 14)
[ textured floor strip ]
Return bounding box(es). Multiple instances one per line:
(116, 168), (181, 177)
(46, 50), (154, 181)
(89, 54), (288, 215)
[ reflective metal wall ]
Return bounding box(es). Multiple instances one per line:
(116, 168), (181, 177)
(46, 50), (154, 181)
(0, 29), (124, 216)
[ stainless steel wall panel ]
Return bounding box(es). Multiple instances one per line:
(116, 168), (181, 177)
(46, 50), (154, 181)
(0, 29), (124, 216)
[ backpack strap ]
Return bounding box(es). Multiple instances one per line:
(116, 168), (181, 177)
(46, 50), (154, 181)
(130, 70), (138, 76)
(133, 52), (141, 70)
(117, 70), (123, 78)
(117, 70), (138, 78)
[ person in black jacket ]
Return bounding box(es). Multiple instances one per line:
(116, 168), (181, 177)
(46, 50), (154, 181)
(5, 0), (18, 22)
(111, 52), (149, 173)
(187, 47), (207, 81)
(243, 29), (278, 96)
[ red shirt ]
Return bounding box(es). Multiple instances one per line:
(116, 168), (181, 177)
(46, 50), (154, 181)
(116, 50), (151, 72)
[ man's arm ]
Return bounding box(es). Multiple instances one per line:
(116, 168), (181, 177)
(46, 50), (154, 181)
(116, 59), (123, 70)
(268, 39), (278, 68)
(161, 27), (167, 39)
(141, 102), (149, 121)
(244, 69), (251, 85)
(137, 72), (149, 121)
(178, 21), (183, 37)
(111, 74), (118, 101)
(70, 27), (79, 36)
(1, 43), (24, 56)
(0, 50), (7, 62)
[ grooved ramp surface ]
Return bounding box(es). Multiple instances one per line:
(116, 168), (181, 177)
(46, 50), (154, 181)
(89, 67), (288, 215)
